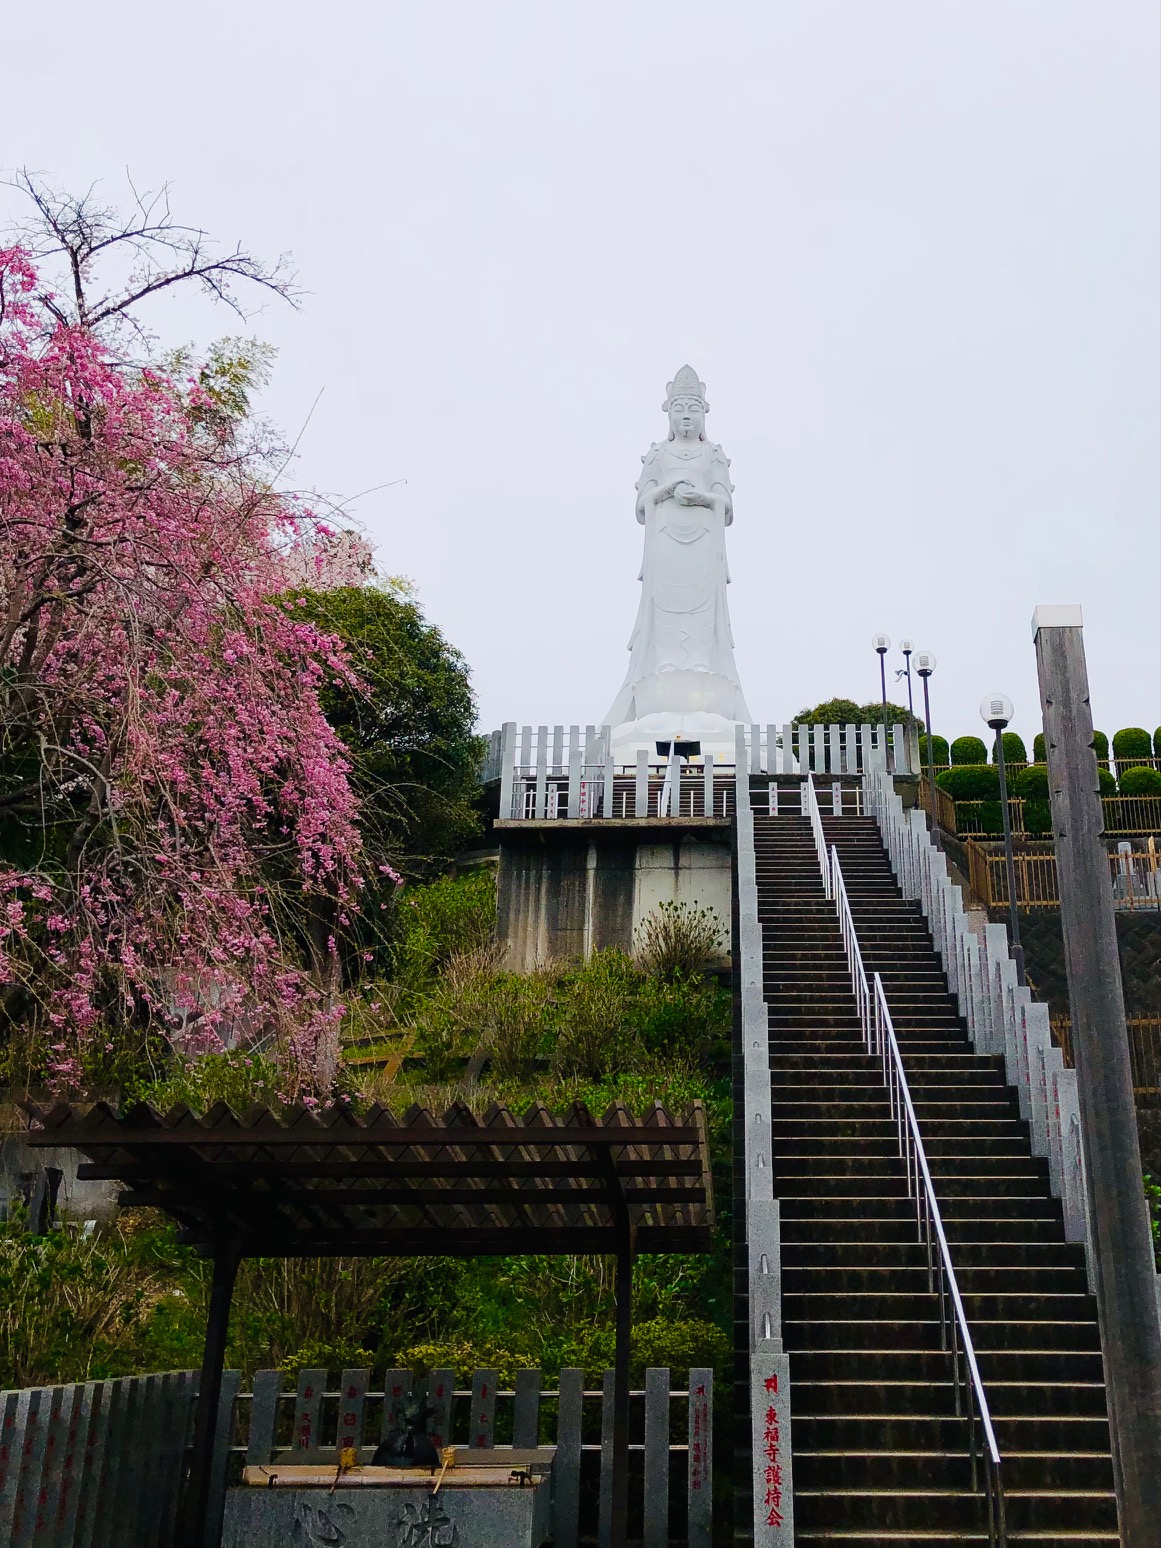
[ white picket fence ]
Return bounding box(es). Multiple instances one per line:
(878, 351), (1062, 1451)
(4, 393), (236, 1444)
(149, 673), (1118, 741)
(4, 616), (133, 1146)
(486, 720), (917, 821)
(865, 766), (1096, 1283)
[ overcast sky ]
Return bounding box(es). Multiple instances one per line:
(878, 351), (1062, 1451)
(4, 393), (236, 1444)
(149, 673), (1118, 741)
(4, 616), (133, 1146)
(3, 1), (1158, 749)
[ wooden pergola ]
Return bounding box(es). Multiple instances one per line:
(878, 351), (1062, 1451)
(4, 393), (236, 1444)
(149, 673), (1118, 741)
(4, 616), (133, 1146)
(28, 1097), (715, 1548)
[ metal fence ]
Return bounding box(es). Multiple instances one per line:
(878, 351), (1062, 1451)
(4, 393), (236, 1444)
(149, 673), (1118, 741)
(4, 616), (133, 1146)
(1050, 1017), (1161, 1106)
(919, 781), (1161, 840)
(967, 838), (1161, 912)
(0, 1371), (202, 1548)
(229, 1365), (714, 1548)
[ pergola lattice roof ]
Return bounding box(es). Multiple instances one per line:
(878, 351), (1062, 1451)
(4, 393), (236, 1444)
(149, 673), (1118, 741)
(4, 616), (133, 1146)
(27, 1097), (715, 1256)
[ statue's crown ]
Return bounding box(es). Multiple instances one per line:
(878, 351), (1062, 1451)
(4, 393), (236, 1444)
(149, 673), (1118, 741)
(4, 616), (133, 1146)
(663, 364), (707, 409)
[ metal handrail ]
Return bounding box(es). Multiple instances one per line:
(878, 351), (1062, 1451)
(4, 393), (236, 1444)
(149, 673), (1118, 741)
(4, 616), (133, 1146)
(829, 844), (1006, 1547)
(804, 775), (831, 898)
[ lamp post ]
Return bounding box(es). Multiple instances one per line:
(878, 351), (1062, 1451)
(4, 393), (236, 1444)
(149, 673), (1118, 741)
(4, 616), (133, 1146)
(872, 633), (891, 771)
(915, 652), (940, 849)
(982, 692), (1026, 986)
(898, 639), (915, 720)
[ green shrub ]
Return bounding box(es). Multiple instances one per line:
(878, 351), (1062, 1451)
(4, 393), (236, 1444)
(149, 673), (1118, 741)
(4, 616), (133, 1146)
(127, 1050), (283, 1115)
(634, 900), (725, 980)
(1114, 727), (1153, 763)
(936, 765), (1000, 800)
(1014, 764), (1049, 801)
(1023, 799), (1053, 835)
(950, 736), (988, 765)
(1033, 732), (1046, 762)
(391, 868), (496, 991)
(918, 734), (949, 766)
(1119, 766), (1161, 796)
(1146, 1176), (1161, 1270)
(1155, 728), (1161, 758)
(632, 974), (731, 1064)
(474, 970), (557, 1081)
(1098, 767), (1116, 795)
(997, 731), (1027, 765)
(551, 950), (643, 1079)
(1092, 730), (1109, 761)
(977, 800), (1003, 834)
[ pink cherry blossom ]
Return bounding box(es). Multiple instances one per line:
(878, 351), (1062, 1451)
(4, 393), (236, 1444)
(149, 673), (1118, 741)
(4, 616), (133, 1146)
(0, 246), (367, 1095)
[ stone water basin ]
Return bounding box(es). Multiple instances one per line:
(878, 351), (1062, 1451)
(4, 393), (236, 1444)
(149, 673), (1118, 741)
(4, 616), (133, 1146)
(222, 1454), (554, 1548)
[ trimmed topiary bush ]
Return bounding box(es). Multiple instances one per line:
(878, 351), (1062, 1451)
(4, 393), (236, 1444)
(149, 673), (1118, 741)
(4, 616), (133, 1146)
(950, 736), (988, 766)
(1033, 732), (1046, 762)
(1119, 765), (1161, 796)
(936, 765), (1000, 800)
(1092, 730), (1109, 761)
(1113, 727), (1152, 762)
(1015, 764), (1049, 801)
(1154, 727), (1161, 758)
(1023, 799), (1052, 835)
(1097, 766), (1117, 796)
(996, 731), (1027, 765)
(919, 734), (949, 766)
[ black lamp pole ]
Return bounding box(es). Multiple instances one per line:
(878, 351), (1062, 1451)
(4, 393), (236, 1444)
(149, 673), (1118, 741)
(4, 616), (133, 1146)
(916, 653), (939, 849)
(873, 634), (891, 772)
(985, 697), (1026, 986)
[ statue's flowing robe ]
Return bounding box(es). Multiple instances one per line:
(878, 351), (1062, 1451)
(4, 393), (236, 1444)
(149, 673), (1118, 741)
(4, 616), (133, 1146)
(604, 436), (752, 727)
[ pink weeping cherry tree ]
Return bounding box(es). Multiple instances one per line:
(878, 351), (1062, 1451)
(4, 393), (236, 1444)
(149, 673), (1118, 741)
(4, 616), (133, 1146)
(0, 182), (382, 1094)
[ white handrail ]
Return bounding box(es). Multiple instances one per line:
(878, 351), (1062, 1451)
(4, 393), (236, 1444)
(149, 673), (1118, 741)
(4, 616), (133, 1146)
(804, 775), (831, 899)
(827, 843), (1006, 1546)
(830, 851), (871, 1047)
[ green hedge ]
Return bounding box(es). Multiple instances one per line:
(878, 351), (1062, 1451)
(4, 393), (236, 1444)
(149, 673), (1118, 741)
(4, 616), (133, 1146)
(996, 731), (1027, 765)
(950, 736), (988, 766)
(1113, 727), (1152, 761)
(919, 734), (949, 766)
(1119, 766), (1161, 796)
(936, 765), (1000, 800)
(1032, 732), (1046, 762)
(1093, 730), (1109, 760)
(1014, 764), (1048, 800)
(1154, 727), (1161, 758)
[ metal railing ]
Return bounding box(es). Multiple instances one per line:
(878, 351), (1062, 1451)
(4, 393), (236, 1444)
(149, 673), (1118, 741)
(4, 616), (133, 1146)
(827, 842), (1007, 1546)
(1051, 1014), (1161, 1105)
(966, 838), (1161, 912)
(804, 774), (832, 899)
(919, 779), (1161, 840)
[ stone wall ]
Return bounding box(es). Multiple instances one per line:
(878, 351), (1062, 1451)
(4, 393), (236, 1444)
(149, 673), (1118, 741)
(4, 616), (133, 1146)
(495, 826), (732, 972)
(1001, 909), (1161, 1019)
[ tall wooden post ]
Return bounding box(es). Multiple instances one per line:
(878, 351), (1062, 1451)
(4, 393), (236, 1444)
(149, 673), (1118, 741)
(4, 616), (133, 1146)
(1033, 604), (1161, 1545)
(180, 1227), (244, 1548)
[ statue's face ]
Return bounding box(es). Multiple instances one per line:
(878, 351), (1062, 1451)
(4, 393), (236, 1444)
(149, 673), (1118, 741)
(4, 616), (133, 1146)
(668, 396), (705, 440)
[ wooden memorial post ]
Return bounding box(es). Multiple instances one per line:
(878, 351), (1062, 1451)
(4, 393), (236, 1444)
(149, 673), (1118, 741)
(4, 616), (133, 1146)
(1033, 603), (1161, 1545)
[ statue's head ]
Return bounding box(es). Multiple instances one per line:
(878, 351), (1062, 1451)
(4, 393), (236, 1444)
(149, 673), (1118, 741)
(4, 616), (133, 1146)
(663, 365), (707, 440)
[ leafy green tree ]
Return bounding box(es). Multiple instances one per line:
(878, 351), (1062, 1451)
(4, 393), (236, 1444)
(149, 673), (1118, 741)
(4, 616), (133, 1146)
(794, 696), (917, 726)
(289, 583), (485, 875)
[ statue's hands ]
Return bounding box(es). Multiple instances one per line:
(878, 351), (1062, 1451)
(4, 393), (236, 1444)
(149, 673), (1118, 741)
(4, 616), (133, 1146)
(673, 483), (706, 507)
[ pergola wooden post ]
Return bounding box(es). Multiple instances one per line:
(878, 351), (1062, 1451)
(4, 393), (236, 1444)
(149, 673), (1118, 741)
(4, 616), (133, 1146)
(28, 1097), (715, 1548)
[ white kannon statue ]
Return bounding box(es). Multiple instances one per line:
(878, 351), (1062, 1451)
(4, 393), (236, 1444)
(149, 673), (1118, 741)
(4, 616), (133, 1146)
(604, 365), (752, 752)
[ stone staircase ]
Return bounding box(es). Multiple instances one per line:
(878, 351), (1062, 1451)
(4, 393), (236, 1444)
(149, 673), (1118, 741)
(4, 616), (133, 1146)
(756, 809), (1117, 1545)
